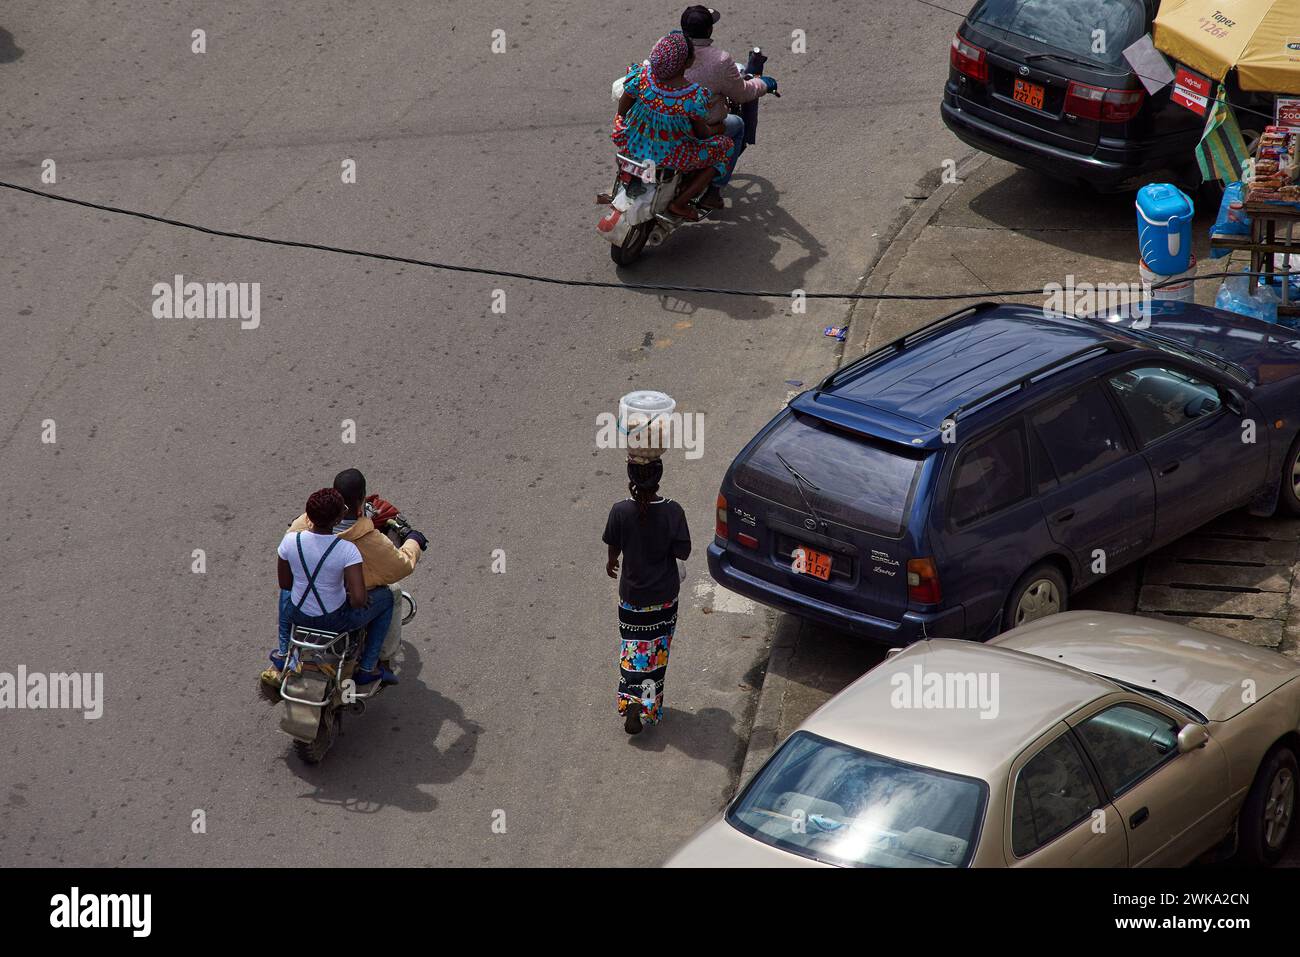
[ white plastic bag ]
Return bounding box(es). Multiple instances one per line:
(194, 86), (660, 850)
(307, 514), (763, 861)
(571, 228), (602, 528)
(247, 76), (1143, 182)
(612, 60), (649, 101)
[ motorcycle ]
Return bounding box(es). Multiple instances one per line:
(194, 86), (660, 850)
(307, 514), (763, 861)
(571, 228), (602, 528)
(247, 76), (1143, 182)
(598, 47), (776, 266)
(273, 503), (419, 765)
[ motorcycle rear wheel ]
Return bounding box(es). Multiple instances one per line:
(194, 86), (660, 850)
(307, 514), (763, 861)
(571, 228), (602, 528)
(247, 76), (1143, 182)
(294, 706), (341, 765)
(610, 222), (653, 266)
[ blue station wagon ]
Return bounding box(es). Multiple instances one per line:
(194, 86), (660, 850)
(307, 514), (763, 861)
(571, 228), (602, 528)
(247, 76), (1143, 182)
(708, 301), (1300, 644)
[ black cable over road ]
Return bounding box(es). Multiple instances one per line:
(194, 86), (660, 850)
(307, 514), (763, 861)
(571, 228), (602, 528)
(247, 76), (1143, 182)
(0, 180), (1267, 302)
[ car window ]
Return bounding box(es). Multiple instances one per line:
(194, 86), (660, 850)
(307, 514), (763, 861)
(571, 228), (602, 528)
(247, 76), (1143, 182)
(1075, 704), (1179, 796)
(726, 732), (987, 868)
(734, 413), (925, 537)
(949, 425), (1028, 528)
(968, 0), (1147, 68)
(1028, 423), (1058, 494)
(1106, 366), (1222, 447)
(1029, 385), (1129, 483)
(1011, 732), (1101, 857)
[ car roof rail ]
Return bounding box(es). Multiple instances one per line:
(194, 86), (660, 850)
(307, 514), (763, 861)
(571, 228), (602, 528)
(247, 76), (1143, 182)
(941, 340), (1134, 427)
(815, 302), (1001, 395)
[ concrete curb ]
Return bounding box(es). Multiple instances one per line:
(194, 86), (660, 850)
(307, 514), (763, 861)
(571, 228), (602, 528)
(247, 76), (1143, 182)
(730, 150), (988, 794)
(736, 613), (801, 788)
(848, 150), (989, 359)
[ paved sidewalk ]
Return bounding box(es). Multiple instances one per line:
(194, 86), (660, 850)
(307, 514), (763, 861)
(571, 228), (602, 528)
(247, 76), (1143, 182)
(737, 155), (1300, 799)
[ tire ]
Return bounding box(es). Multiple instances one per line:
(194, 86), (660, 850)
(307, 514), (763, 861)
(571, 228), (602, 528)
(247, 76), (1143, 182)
(610, 222), (652, 266)
(1002, 563), (1068, 633)
(1236, 745), (1297, 866)
(1279, 436), (1300, 516)
(293, 707), (341, 765)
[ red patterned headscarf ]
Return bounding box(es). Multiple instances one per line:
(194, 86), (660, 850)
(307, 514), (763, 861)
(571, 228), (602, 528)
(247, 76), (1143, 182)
(649, 31), (690, 83)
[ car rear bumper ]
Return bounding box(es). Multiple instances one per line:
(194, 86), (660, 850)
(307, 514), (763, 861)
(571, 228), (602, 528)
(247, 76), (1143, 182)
(940, 92), (1186, 191)
(708, 542), (965, 644)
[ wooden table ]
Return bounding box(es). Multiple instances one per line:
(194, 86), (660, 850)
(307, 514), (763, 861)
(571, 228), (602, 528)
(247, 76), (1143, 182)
(1210, 201), (1300, 318)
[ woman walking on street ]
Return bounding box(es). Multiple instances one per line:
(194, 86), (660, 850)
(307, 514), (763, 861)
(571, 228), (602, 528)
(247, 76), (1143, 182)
(603, 458), (691, 734)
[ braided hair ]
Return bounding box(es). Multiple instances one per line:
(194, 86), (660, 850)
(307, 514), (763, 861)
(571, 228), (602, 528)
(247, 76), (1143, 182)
(627, 459), (663, 524)
(305, 487), (346, 528)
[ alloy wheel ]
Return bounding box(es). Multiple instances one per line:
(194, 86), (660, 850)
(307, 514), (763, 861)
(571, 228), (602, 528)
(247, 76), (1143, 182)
(1264, 767), (1295, 850)
(1014, 579), (1061, 625)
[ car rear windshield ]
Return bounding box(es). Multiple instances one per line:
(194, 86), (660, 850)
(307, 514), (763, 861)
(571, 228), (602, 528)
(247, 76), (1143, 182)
(733, 412), (923, 538)
(727, 732), (986, 868)
(969, 0), (1147, 68)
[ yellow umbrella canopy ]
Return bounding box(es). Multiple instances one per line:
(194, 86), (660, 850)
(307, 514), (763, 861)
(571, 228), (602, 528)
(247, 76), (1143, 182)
(1154, 0), (1300, 93)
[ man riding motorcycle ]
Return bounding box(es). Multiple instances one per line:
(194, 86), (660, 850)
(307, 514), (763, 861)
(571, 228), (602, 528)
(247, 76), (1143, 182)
(680, 5), (777, 210)
(262, 468), (428, 688)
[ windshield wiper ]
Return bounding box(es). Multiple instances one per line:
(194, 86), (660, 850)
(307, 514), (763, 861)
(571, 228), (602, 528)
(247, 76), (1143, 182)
(774, 451), (825, 528)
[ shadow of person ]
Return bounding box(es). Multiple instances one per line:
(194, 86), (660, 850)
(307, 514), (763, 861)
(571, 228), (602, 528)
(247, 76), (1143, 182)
(0, 29), (22, 64)
(616, 173), (828, 322)
(284, 640), (483, 813)
(627, 705), (746, 770)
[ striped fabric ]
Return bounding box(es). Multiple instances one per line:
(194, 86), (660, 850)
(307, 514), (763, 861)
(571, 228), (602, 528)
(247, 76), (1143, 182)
(1197, 86), (1250, 184)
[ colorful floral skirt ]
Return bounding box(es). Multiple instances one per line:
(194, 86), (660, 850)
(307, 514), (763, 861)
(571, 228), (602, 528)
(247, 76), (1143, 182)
(617, 599), (677, 725)
(612, 115), (734, 177)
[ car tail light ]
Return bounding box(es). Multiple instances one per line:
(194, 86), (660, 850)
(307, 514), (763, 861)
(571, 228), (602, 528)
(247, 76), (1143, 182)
(1064, 81), (1144, 122)
(907, 558), (942, 604)
(950, 33), (988, 84)
(737, 532), (759, 549)
(715, 493), (728, 539)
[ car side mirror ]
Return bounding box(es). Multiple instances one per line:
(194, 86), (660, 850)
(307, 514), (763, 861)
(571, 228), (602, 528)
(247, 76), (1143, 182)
(1177, 723), (1210, 753)
(1222, 389), (1245, 416)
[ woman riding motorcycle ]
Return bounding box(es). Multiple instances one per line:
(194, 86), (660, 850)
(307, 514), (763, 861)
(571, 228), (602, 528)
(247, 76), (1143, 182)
(612, 31), (735, 221)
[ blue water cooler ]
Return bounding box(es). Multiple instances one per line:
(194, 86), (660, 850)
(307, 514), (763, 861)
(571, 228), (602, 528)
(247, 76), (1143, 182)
(1136, 183), (1194, 275)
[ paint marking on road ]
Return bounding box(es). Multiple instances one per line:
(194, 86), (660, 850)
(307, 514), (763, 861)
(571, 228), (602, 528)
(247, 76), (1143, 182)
(693, 580), (756, 614)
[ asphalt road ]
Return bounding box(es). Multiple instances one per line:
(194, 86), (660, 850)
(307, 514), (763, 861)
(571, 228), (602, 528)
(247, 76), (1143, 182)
(0, 2), (960, 864)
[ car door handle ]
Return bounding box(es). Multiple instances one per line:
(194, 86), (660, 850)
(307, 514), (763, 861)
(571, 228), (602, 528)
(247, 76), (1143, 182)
(1158, 462), (1180, 476)
(1129, 806), (1150, 829)
(1051, 508), (1075, 524)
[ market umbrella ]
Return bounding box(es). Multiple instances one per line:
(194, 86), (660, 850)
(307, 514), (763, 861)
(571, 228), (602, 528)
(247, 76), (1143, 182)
(1154, 0), (1300, 93)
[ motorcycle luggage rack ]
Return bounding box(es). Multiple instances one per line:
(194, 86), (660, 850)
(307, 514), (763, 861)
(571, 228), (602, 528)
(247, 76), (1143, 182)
(279, 625), (383, 705)
(616, 153), (675, 183)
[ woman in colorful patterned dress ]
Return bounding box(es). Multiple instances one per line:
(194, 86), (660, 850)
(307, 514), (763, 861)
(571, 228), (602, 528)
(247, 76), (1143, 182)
(613, 31), (735, 221)
(603, 459), (692, 734)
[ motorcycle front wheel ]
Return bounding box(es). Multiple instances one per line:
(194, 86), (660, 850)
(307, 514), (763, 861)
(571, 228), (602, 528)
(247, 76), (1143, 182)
(610, 222), (653, 266)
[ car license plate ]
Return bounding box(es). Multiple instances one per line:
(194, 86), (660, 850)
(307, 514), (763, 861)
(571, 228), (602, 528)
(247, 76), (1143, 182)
(1013, 78), (1045, 110)
(792, 546), (832, 581)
